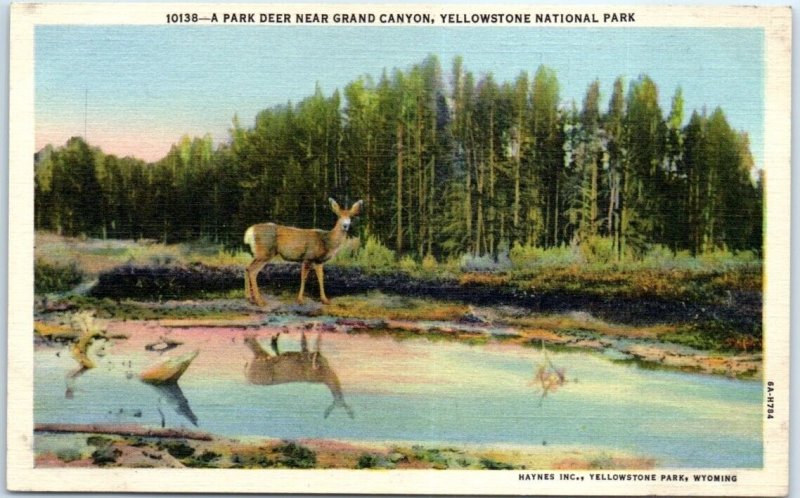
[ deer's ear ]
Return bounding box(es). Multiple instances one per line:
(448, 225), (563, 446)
(329, 198), (341, 215)
(350, 200), (364, 216)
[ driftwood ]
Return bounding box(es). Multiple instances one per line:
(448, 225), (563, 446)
(33, 423), (213, 441)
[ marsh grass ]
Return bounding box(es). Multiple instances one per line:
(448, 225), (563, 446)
(34, 258), (84, 293)
(328, 234), (760, 300)
(35, 232), (251, 280)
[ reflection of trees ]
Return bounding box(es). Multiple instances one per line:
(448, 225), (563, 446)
(245, 332), (354, 419)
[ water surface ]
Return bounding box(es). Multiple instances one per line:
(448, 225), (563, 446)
(34, 320), (762, 468)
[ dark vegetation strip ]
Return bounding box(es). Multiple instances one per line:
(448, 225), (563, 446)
(89, 263), (761, 334)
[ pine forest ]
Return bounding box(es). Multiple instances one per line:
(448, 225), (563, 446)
(34, 55), (763, 261)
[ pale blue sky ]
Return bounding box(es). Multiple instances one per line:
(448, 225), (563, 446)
(36, 26), (763, 164)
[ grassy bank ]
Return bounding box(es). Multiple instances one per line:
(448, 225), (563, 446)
(35, 231), (762, 301)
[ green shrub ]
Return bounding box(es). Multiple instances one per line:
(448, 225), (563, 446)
(35, 259), (84, 293)
(349, 235), (396, 270)
(421, 254), (438, 271)
(357, 453), (380, 469)
(356, 452), (396, 469)
(86, 435), (114, 448)
(460, 253), (510, 272)
(698, 248), (760, 271)
(639, 243), (676, 269)
(588, 453), (615, 469)
(87, 435), (120, 466)
(158, 440), (195, 459)
(275, 441), (316, 468)
(579, 236), (616, 266)
(91, 446), (121, 466)
(55, 447), (83, 463)
(398, 255), (419, 272)
(509, 243), (578, 270)
(183, 450), (222, 468)
(480, 457), (514, 470)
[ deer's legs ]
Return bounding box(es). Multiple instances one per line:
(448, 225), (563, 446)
(314, 263), (331, 305)
(244, 262), (254, 301)
(297, 261), (311, 304)
(246, 259), (269, 306)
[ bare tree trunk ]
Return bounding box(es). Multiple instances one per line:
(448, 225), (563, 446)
(553, 170), (560, 247)
(513, 161), (521, 245)
(417, 108), (424, 256)
(396, 123), (404, 253)
(428, 157), (434, 256)
(476, 156), (484, 256)
(465, 149), (472, 254)
(590, 156), (598, 236)
(366, 137), (372, 234)
(427, 101), (436, 256)
(619, 157), (629, 260)
(488, 107), (496, 256)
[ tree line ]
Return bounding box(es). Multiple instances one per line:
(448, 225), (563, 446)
(35, 55), (763, 260)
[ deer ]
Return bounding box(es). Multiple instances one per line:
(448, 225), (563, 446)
(243, 198), (363, 307)
(244, 331), (354, 419)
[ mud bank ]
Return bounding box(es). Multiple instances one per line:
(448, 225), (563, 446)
(88, 263), (761, 334)
(34, 293), (762, 378)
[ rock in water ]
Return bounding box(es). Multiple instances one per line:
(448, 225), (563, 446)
(139, 351), (199, 384)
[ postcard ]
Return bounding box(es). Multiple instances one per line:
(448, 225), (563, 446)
(7, 3), (791, 495)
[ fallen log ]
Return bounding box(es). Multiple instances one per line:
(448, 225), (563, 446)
(34, 423), (213, 441)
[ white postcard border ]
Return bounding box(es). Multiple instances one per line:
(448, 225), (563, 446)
(7, 4), (791, 495)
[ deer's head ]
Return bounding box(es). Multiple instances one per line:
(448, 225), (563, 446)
(329, 198), (363, 234)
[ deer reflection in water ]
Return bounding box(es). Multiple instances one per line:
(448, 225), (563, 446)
(244, 331), (354, 419)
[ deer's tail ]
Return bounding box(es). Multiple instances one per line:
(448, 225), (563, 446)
(243, 226), (256, 254)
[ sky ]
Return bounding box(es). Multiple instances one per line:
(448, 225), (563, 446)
(36, 26), (764, 164)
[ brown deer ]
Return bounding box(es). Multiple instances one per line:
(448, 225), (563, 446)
(244, 332), (354, 419)
(243, 198), (363, 306)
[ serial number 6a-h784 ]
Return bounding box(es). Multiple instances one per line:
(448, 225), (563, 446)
(766, 381), (775, 419)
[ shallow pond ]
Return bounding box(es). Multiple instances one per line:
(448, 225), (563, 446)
(34, 318), (762, 468)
